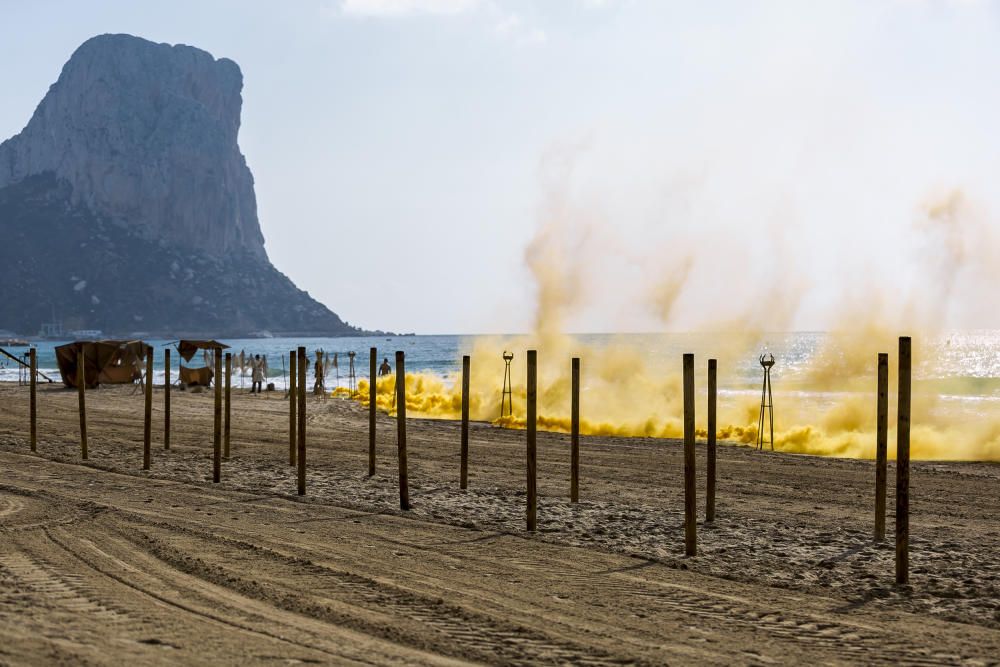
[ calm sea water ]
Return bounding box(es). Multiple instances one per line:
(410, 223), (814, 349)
(4, 332), (1000, 401)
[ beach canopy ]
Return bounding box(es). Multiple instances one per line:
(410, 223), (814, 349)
(176, 339), (229, 362)
(55, 340), (148, 389)
(172, 339), (229, 388)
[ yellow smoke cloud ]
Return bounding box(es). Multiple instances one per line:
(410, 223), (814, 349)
(344, 345), (1000, 461)
(340, 172), (1000, 461)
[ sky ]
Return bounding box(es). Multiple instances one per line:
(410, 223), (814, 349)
(2, 0), (1000, 335)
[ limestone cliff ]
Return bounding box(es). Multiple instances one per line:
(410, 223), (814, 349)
(0, 34), (368, 337)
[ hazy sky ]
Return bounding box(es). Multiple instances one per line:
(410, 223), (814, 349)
(3, 1), (1000, 334)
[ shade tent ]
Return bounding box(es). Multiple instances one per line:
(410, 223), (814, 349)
(55, 340), (148, 389)
(172, 339), (229, 388)
(176, 340), (229, 363)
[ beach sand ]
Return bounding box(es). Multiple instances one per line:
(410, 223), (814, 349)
(1, 382), (998, 664)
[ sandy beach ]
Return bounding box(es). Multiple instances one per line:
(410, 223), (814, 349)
(1, 382), (999, 665)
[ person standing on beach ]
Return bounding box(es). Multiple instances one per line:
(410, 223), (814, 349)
(250, 354), (264, 394)
(314, 355), (325, 394)
(379, 358), (391, 376)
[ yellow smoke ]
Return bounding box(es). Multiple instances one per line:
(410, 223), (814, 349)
(341, 174), (1000, 461)
(344, 337), (1000, 461)
(351, 335), (686, 438)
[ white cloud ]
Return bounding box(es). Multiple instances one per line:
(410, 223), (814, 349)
(335, 0), (547, 46)
(494, 11), (547, 45)
(339, 0), (481, 17)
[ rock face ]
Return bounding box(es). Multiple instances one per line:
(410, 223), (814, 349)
(0, 34), (366, 337)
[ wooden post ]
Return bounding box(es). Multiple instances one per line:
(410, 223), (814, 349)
(461, 355), (470, 490)
(289, 350), (297, 466)
(683, 353), (697, 557)
(224, 352), (232, 460)
(29, 348), (37, 452)
(570, 357), (580, 503)
(77, 347), (88, 460)
(143, 345), (153, 470)
(706, 358), (717, 523)
(369, 347), (376, 477)
(297, 346), (306, 496)
(213, 348), (222, 483)
(527, 349), (537, 531)
(875, 352), (888, 541)
(396, 350), (410, 509)
(896, 337), (911, 584)
(164, 348), (171, 450)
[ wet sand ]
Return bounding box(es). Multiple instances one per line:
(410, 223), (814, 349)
(1, 382), (999, 665)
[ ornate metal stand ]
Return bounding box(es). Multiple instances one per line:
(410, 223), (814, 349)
(757, 353), (775, 451)
(501, 351), (514, 417)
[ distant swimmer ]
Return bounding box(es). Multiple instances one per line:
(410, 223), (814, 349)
(250, 354), (264, 394)
(379, 358), (391, 376)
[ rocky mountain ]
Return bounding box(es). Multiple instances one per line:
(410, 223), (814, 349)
(0, 33), (370, 338)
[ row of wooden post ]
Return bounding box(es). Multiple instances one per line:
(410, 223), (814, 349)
(47, 344), (576, 512)
(28, 337), (912, 582)
(516, 344), (909, 583)
(673, 341), (910, 577)
(57, 345), (248, 486)
(375, 347), (583, 524)
(28, 344), (316, 500)
(521, 351), (717, 541)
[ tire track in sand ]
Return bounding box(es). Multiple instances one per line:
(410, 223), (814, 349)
(530, 565), (966, 667)
(0, 551), (124, 622)
(40, 527), (455, 666)
(99, 492), (981, 666)
(109, 519), (638, 667)
(342, 530), (968, 666)
(256, 518), (964, 666)
(0, 495), (24, 519)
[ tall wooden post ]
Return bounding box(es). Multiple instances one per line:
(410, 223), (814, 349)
(369, 347), (377, 477)
(896, 337), (911, 584)
(527, 349), (537, 531)
(143, 345), (153, 470)
(224, 352), (232, 460)
(297, 346), (307, 496)
(396, 350), (410, 510)
(683, 353), (697, 557)
(213, 348), (222, 483)
(77, 348), (88, 460)
(289, 350), (297, 466)
(875, 352), (889, 541)
(706, 358), (717, 523)
(461, 355), (470, 490)
(164, 348), (171, 450)
(570, 357), (580, 503)
(29, 348), (37, 452)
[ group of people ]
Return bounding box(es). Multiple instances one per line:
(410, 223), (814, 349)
(241, 351), (393, 396)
